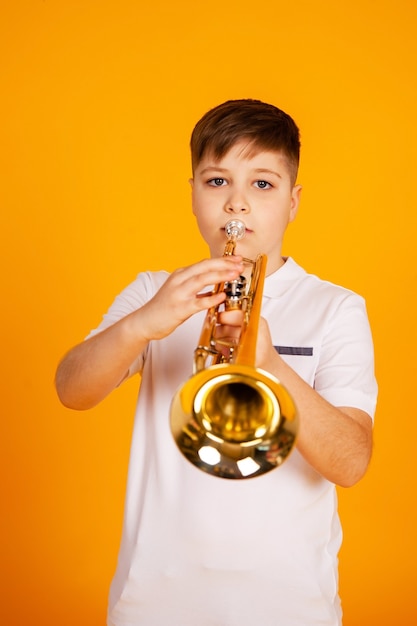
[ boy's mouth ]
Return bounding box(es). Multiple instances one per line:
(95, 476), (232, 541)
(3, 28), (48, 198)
(221, 226), (253, 234)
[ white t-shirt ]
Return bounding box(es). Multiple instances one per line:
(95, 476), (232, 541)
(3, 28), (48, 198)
(89, 258), (377, 626)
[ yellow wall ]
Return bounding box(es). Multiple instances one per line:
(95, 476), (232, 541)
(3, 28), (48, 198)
(1, 1), (416, 624)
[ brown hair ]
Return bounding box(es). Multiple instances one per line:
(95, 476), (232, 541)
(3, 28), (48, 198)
(190, 99), (301, 183)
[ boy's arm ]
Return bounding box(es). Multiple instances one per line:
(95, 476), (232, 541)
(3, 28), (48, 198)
(256, 317), (373, 488)
(55, 256), (244, 410)
(270, 354), (372, 488)
(55, 311), (151, 410)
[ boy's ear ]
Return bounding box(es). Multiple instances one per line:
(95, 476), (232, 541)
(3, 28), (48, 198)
(289, 184), (302, 223)
(189, 178), (195, 215)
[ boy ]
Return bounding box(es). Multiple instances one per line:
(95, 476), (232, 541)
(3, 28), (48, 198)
(56, 99), (377, 625)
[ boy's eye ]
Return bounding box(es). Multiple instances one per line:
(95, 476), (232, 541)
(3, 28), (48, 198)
(208, 178), (226, 186)
(255, 180), (271, 189)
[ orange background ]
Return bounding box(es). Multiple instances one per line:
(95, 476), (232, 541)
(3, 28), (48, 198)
(1, 1), (416, 625)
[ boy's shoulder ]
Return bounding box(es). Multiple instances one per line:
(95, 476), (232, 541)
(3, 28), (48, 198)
(265, 257), (364, 305)
(119, 269), (170, 295)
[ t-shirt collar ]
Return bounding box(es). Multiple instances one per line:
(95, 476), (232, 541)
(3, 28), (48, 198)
(263, 257), (306, 298)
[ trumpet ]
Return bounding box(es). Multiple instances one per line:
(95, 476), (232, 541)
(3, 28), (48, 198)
(170, 219), (298, 479)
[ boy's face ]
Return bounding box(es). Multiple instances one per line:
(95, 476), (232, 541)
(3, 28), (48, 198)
(190, 141), (302, 275)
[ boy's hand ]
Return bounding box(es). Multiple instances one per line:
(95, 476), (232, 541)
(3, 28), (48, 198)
(138, 256), (244, 341)
(255, 317), (277, 369)
(215, 310), (275, 369)
(215, 308), (244, 359)
(55, 255), (244, 410)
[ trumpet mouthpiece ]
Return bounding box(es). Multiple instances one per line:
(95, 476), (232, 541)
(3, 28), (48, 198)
(225, 220), (246, 240)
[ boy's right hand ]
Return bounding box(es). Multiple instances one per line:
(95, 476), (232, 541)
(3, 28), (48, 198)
(137, 255), (244, 341)
(55, 255), (243, 410)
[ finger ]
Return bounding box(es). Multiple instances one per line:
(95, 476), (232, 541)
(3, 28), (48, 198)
(217, 309), (244, 326)
(194, 290), (226, 310)
(174, 256), (244, 287)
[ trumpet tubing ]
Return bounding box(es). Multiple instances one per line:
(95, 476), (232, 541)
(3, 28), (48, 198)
(170, 219), (298, 479)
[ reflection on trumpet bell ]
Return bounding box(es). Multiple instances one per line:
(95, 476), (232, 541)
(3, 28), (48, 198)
(170, 363), (298, 479)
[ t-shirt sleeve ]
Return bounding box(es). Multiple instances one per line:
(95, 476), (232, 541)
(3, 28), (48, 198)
(85, 271), (168, 378)
(314, 293), (378, 419)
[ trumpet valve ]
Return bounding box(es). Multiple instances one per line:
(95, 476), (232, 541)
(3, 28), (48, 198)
(224, 276), (246, 310)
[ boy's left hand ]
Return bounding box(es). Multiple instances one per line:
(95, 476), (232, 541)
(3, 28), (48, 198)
(215, 310), (275, 368)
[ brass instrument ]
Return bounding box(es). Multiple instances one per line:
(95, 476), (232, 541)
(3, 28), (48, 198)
(170, 219), (298, 479)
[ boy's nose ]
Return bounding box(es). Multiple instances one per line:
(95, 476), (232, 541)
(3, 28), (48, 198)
(224, 194), (249, 214)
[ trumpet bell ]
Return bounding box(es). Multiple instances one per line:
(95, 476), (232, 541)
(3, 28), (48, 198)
(170, 363), (298, 479)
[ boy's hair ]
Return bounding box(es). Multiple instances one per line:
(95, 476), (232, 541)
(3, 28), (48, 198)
(190, 99), (300, 184)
